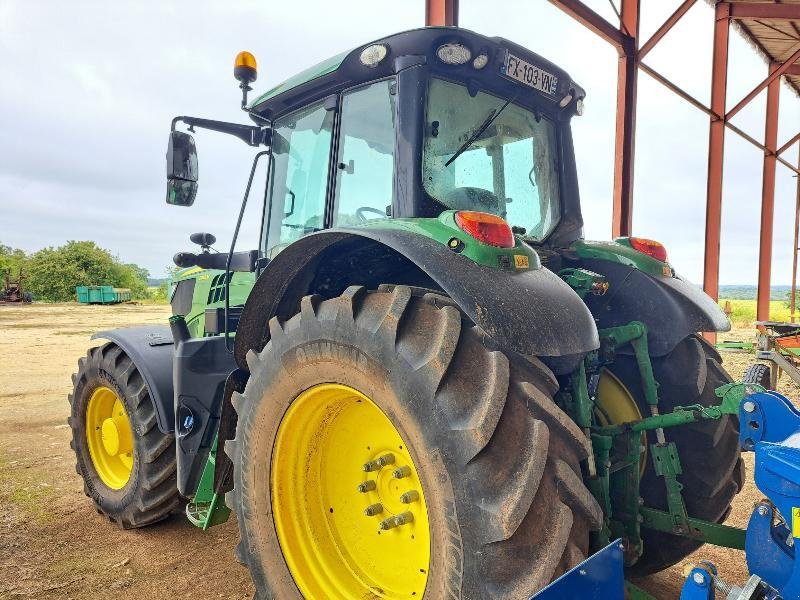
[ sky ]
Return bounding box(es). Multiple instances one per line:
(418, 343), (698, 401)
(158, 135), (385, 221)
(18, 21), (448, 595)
(0, 0), (798, 284)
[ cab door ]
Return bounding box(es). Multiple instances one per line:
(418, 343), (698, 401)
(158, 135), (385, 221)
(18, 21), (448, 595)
(262, 100), (335, 258)
(331, 79), (397, 225)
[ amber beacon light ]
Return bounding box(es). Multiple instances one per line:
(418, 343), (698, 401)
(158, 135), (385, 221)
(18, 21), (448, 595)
(234, 51), (258, 84)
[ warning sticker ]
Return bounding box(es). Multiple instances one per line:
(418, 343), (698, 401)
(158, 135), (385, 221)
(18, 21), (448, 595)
(793, 507), (800, 538)
(514, 255), (530, 269)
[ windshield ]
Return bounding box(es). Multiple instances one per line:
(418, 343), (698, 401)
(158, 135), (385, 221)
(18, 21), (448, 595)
(422, 78), (561, 242)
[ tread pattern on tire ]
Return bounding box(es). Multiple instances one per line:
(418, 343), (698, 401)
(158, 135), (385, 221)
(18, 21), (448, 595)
(68, 343), (181, 529)
(743, 363), (772, 389)
(226, 285), (602, 598)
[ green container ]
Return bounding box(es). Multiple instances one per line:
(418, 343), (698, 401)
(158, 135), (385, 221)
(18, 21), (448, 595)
(75, 285), (131, 304)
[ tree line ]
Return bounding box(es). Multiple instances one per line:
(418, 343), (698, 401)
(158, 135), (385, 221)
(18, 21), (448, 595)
(0, 240), (157, 302)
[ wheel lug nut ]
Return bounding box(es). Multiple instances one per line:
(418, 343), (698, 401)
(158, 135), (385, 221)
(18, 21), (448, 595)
(364, 503), (384, 517)
(363, 453), (396, 472)
(357, 480), (377, 493)
(380, 511), (414, 530)
(376, 453), (395, 467)
(392, 465), (412, 479)
(400, 490), (420, 504)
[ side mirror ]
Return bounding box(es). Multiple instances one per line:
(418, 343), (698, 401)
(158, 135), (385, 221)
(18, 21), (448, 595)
(166, 131), (198, 206)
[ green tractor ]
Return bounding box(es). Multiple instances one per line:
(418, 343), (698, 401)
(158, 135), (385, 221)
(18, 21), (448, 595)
(69, 27), (741, 598)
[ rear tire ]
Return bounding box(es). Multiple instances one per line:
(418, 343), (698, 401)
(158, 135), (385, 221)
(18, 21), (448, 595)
(227, 286), (602, 598)
(609, 335), (744, 575)
(743, 363), (772, 389)
(68, 343), (181, 528)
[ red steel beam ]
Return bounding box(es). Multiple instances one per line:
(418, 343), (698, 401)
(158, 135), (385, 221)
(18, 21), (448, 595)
(611, 0), (640, 238)
(703, 2), (730, 322)
(639, 0), (696, 60)
(729, 3), (800, 20)
(787, 64), (800, 76)
(757, 63), (781, 324)
(641, 61), (800, 175)
(778, 132), (800, 156)
(639, 62), (715, 117)
(727, 44), (800, 120)
(425, 0), (458, 26)
(546, 0), (626, 50)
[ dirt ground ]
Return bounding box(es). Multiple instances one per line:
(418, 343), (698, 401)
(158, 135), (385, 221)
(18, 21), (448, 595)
(0, 303), (796, 599)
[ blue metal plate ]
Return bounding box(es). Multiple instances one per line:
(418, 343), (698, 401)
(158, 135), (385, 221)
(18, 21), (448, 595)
(530, 539), (625, 599)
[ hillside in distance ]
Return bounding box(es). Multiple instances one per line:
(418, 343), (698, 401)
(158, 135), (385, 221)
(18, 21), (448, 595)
(718, 285), (792, 300)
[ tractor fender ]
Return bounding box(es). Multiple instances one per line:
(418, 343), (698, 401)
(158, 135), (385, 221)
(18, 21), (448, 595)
(235, 228), (599, 371)
(92, 326), (175, 434)
(579, 260), (730, 356)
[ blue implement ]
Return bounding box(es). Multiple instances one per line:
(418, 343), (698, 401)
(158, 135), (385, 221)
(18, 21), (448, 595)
(740, 391), (800, 598)
(530, 539), (625, 599)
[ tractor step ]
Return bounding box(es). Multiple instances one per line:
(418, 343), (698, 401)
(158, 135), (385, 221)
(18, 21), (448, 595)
(186, 493), (230, 530)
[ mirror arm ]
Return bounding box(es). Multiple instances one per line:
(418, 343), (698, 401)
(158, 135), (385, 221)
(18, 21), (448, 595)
(224, 150), (270, 353)
(171, 116), (271, 147)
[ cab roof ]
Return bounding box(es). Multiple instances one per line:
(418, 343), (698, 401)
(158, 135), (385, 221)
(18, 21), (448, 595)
(248, 27), (584, 121)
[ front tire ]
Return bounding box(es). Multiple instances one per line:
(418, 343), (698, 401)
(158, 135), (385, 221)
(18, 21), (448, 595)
(68, 343), (181, 528)
(227, 286), (602, 598)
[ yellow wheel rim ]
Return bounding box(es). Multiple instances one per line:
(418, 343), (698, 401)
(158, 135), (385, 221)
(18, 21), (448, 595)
(85, 386), (134, 489)
(595, 369), (647, 474)
(271, 383), (430, 599)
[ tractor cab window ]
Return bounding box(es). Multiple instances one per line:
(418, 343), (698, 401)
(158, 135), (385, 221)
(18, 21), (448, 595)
(422, 77), (561, 242)
(333, 79), (396, 226)
(263, 101), (334, 258)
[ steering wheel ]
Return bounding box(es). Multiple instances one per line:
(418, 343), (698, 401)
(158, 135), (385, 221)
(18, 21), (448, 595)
(443, 187), (503, 214)
(356, 206), (386, 222)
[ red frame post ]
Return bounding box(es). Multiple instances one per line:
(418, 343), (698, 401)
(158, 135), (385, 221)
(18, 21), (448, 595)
(757, 62), (782, 324)
(611, 0), (640, 238)
(702, 2), (730, 343)
(426, 0), (458, 26)
(791, 159), (800, 323)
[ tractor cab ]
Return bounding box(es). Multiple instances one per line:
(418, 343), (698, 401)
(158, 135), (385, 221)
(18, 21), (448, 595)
(257, 28), (586, 255)
(168, 27), (586, 263)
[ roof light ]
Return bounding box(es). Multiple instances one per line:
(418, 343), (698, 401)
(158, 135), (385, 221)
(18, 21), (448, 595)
(628, 237), (668, 263)
(559, 94), (573, 108)
(360, 44), (388, 68)
(473, 53), (489, 70)
(436, 43), (471, 65)
(234, 51), (257, 84)
(455, 211), (515, 248)
(576, 98), (585, 116)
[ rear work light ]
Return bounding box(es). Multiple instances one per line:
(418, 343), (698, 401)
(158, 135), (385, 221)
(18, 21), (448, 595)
(455, 211), (515, 248)
(436, 43), (472, 65)
(628, 237), (668, 263)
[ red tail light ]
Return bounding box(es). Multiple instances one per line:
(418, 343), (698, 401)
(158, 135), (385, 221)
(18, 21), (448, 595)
(454, 211), (515, 248)
(629, 237), (668, 262)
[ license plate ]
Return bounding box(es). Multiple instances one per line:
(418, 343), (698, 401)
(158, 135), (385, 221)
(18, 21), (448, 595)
(501, 52), (559, 96)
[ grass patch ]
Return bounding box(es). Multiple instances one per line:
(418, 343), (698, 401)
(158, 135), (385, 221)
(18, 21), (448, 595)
(0, 454), (58, 523)
(719, 299), (794, 326)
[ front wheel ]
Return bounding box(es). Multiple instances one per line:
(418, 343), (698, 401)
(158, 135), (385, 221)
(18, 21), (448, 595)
(68, 343), (181, 528)
(226, 286), (602, 598)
